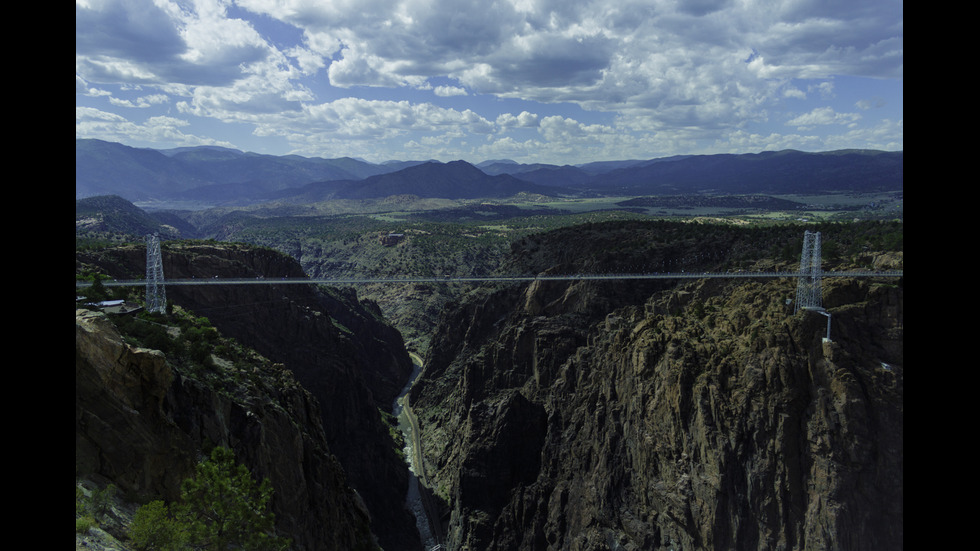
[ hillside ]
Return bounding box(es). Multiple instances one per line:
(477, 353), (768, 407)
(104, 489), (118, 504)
(76, 242), (421, 551)
(281, 160), (569, 201)
(75, 139), (390, 202)
(76, 195), (182, 241)
(76, 306), (376, 550)
(76, 140), (210, 200)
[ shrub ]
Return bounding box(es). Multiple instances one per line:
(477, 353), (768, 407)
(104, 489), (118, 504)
(129, 500), (185, 551)
(129, 447), (289, 551)
(75, 516), (96, 534)
(76, 483), (116, 521)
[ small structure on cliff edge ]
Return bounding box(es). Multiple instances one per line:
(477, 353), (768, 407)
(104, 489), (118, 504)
(380, 232), (405, 247)
(96, 300), (143, 315)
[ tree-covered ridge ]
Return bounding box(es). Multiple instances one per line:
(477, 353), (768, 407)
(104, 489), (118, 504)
(507, 219), (903, 275)
(76, 195), (181, 247)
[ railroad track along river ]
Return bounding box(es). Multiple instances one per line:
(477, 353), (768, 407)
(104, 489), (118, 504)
(395, 353), (444, 549)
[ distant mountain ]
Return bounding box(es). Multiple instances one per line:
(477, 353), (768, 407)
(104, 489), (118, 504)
(278, 160), (571, 201)
(76, 139), (395, 202)
(350, 160), (555, 199)
(582, 150), (903, 195)
(379, 159), (438, 171)
(77, 140), (903, 204)
(504, 165), (596, 188)
(76, 140), (210, 200)
(481, 157), (688, 177)
(265, 179), (357, 203)
(575, 159), (652, 174)
(476, 161), (557, 175)
(157, 145), (247, 159)
(473, 150), (902, 195)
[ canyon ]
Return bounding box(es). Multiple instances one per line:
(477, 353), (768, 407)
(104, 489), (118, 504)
(76, 220), (902, 550)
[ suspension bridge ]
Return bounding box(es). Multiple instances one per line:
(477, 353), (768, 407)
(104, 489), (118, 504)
(80, 231), (902, 314)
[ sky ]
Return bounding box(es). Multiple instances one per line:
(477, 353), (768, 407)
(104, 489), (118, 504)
(76, 0), (903, 165)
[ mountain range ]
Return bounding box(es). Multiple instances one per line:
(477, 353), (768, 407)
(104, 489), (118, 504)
(76, 139), (903, 204)
(271, 160), (567, 202)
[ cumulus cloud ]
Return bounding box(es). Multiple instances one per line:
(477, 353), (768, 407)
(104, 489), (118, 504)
(76, 0), (902, 162)
(787, 107), (862, 129)
(75, 106), (236, 147)
(235, 0), (901, 114)
(266, 98), (496, 140)
(76, 0), (297, 88)
(496, 111), (539, 129)
(434, 85), (468, 97)
(75, 0), (186, 66)
(109, 93), (170, 108)
(856, 97), (887, 110)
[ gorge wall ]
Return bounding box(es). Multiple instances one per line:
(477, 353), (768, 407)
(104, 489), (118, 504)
(76, 243), (420, 550)
(409, 223), (903, 550)
(76, 221), (903, 551)
(76, 308), (377, 550)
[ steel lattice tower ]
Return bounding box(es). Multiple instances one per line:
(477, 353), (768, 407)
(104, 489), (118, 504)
(145, 233), (167, 314)
(794, 230), (822, 312)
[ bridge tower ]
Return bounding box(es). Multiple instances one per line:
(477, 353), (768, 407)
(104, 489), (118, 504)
(794, 230), (822, 313)
(145, 233), (167, 314)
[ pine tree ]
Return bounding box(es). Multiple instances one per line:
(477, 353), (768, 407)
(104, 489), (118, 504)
(130, 447), (290, 551)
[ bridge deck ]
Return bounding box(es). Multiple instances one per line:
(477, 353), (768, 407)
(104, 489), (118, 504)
(78, 270), (903, 288)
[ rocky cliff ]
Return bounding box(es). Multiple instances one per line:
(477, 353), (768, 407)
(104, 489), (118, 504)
(76, 242), (420, 550)
(75, 308), (377, 550)
(409, 222), (903, 550)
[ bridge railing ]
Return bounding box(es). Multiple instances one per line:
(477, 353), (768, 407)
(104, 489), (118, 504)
(77, 270), (903, 288)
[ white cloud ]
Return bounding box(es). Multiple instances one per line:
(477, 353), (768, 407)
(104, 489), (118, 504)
(109, 93), (170, 108)
(496, 111), (539, 129)
(76, 0), (902, 161)
(76, 0), (304, 89)
(856, 97), (887, 110)
(252, 98), (497, 142)
(786, 107), (861, 129)
(76, 106), (236, 147)
(434, 85), (467, 97)
(539, 115), (613, 141)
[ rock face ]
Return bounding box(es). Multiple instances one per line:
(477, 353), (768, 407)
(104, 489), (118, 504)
(75, 308), (376, 550)
(76, 222), (903, 550)
(76, 242), (420, 550)
(410, 226), (903, 550)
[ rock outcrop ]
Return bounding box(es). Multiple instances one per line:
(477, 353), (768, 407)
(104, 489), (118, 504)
(77, 242), (420, 550)
(410, 223), (903, 550)
(76, 308), (376, 550)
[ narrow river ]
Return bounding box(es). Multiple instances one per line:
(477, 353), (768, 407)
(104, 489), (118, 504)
(392, 353), (439, 550)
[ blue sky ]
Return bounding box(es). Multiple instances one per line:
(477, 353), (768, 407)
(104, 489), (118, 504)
(76, 0), (903, 165)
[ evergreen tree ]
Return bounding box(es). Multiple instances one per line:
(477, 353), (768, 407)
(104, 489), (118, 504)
(130, 447), (290, 551)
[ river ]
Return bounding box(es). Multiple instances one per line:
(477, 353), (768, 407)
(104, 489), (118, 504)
(392, 353), (440, 550)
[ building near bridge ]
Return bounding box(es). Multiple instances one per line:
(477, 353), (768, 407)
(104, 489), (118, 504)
(380, 232), (405, 246)
(83, 299), (144, 315)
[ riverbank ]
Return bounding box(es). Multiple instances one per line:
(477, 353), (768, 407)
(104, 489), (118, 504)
(395, 353), (444, 549)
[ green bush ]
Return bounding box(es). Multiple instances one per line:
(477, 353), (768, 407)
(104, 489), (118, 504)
(189, 340), (214, 366)
(129, 447), (289, 551)
(79, 275), (111, 302)
(129, 500), (186, 551)
(76, 483), (116, 521)
(75, 516), (96, 534)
